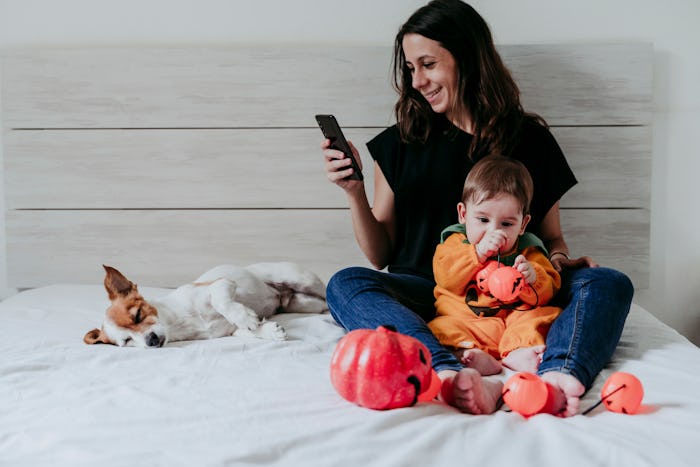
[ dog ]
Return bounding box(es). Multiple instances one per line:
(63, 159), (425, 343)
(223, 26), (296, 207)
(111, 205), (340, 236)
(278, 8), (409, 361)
(83, 262), (328, 348)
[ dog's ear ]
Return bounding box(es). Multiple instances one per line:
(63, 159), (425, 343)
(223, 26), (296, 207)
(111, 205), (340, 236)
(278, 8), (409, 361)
(84, 328), (114, 345)
(103, 265), (137, 300)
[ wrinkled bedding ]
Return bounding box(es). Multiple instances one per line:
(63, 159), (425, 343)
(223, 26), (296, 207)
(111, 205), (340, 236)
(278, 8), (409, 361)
(1, 284), (699, 467)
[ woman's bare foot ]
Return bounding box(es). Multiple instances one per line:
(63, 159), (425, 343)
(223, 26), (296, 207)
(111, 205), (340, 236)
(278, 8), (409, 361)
(540, 371), (585, 417)
(502, 345), (545, 373)
(453, 348), (502, 375)
(438, 368), (503, 415)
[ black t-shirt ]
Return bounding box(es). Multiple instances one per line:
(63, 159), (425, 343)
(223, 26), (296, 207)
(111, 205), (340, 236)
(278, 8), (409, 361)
(366, 118), (577, 280)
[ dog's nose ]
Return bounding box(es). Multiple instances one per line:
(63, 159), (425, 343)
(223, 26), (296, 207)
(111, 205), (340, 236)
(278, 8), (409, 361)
(146, 332), (164, 347)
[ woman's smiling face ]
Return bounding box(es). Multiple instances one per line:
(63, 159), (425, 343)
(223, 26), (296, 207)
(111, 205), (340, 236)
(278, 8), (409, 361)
(402, 33), (460, 122)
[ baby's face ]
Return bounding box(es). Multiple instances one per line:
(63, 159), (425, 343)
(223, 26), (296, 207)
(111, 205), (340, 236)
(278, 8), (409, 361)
(459, 193), (529, 254)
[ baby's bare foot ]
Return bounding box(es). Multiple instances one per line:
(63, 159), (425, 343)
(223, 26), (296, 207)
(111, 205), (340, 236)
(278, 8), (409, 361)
(438, 368), (503, 415)
(540, 371), (585, 417)
(457, 348), (502, 375)
(503, 345), (545, 373)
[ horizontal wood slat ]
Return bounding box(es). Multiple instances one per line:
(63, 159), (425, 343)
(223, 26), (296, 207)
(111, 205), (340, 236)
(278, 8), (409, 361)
(3, 128), (378, 209)
(554, 126), (651, 209)
(4, 126), (649, 209)
(1, 47), (396, 129)
(560, 209), (650, 287)
(502, 43), (652, 125)
(6, 209), (648, 288)
(1, 43), (652, 128)
(5, 210), (370, 287)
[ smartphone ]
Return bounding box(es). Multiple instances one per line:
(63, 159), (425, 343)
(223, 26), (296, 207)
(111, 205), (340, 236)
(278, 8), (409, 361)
(315, 114), (363, 181)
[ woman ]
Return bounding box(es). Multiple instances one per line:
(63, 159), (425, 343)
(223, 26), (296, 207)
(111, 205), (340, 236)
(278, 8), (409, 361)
(321, 0), (633, 416)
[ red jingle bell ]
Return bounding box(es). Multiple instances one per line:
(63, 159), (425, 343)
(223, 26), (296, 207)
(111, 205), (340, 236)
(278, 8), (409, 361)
(488, 266), (525, 302)
(330, 326), (435, 410)
(502, 372), (558, 417)
(600, 372), (644, 414)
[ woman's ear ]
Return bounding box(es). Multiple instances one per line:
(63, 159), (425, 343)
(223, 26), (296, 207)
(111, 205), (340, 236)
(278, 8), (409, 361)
(457, 202), (467, 223)
(520, 214), (531, 235)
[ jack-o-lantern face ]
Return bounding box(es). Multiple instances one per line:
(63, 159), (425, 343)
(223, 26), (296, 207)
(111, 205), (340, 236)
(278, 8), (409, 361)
(488, 266), (524, 302)
(330, 326), (434, 410)
(476, 261), (499, 293)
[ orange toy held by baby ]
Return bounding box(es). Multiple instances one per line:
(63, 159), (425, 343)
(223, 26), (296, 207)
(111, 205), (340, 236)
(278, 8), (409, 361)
(476, 260), (525, 302)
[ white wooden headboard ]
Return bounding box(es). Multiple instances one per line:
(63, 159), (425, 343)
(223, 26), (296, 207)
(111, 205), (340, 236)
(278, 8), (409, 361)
(1, 44), (652, 288)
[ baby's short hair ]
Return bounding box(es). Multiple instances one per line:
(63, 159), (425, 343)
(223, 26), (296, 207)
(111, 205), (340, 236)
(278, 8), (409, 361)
(462, 155), (534, 215)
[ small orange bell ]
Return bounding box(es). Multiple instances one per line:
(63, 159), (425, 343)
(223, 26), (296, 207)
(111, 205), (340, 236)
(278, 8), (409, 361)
(600, 372), (644, 414)
(502, 372), (557, 417)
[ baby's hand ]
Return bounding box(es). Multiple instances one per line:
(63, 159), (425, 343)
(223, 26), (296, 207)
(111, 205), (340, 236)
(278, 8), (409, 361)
(475, 230), (507, 261)
(513, 255), (536, 285)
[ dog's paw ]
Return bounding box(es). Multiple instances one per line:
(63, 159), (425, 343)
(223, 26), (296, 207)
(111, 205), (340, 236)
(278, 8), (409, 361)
(226, 305), (260, 331)
(257, 320), (287, 341)
(242, 308), (260, 331)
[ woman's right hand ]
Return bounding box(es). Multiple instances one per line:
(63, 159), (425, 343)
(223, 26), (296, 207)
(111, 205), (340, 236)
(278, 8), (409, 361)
(322, 138), (364, 191)
(321, 137), (394, 268)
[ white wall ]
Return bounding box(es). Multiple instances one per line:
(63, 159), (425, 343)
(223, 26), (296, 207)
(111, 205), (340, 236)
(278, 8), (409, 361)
(1, 0), (698, 345)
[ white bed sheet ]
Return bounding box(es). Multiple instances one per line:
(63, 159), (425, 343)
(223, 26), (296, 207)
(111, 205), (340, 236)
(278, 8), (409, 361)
(1, 284), (699, 467)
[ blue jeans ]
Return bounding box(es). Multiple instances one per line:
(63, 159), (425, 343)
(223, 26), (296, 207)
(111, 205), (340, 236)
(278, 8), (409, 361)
(539, 266), (634, 389)
(326, 266), (633, 390)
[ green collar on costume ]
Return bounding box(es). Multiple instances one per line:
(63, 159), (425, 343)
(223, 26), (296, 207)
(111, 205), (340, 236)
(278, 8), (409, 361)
(439, 223), (547, 266)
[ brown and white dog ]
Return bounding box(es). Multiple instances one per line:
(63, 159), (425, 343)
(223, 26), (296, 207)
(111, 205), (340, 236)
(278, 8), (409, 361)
(84, 262), (328, 348)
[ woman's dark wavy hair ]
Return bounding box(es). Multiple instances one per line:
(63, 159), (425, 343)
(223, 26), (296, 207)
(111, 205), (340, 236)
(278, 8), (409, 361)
(392, 0), (545, 159)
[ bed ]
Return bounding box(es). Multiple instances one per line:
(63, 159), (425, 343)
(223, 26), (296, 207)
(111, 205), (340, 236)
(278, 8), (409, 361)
(1, 44), (699, 467)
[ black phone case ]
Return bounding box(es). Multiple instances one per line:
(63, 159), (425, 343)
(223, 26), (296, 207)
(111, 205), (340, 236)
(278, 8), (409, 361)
(315, 114), (363, 181)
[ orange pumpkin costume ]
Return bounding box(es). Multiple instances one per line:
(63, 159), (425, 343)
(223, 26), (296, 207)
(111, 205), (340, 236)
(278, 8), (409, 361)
(429, 224), (562, 359)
